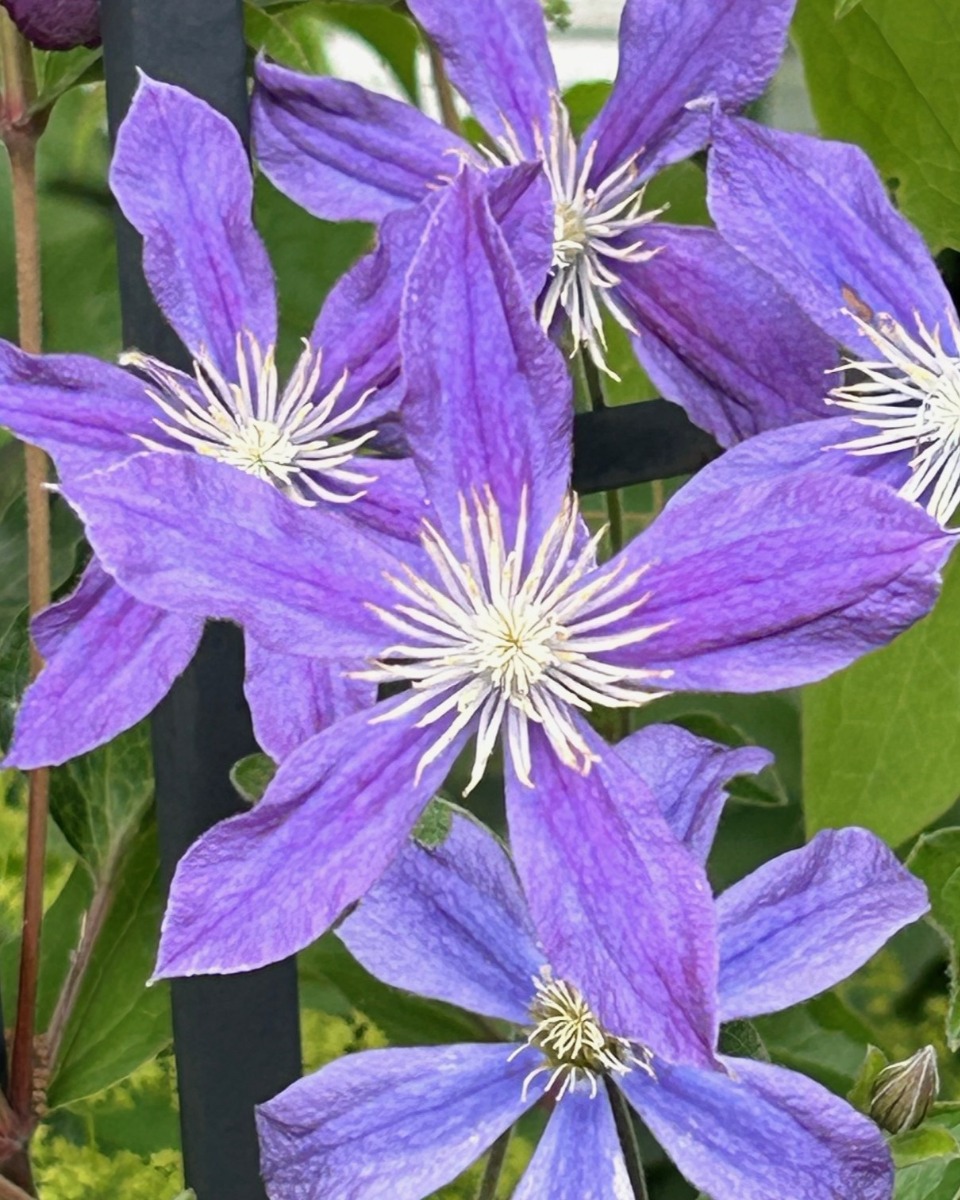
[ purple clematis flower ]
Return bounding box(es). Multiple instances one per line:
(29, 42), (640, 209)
(251, 0), (840, 438)
(0, 75), (455, 769)
(693, 115), (960, 527)
(256, 725), (926, 1200)
(0, 0), (99, 51)
(58, 169), (951, 1041)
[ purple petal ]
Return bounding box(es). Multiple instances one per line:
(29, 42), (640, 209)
(585, 0), (795, 181)
(615, 724), (772, 863)
(675, 416), (914, 508)
(487, 164), (554, 305)
(341, 811), (545, 1025)
(257, 1044), (541, 1200)
(408, 0), (556, 157)
(112, 77), (276, 374)
(513, 1088), (629, 1200)
(619, 225), (838, 448)
(61, 452), (406, 661)
(253, 59), (471, 223)
(717, 828), (929, 1021)
(623, 1056), (892, 1200)
(344, 457), (428, 542)
(5, 560), (201, 769)
(0, 341), (167, 481)
(506, 718), (718, 1068)
(0, 0), (99, 50)
(155, 695), (471, 978)
(401, 169), (572, 550)
(612, 473), (952, 692)
(708, 116), (955, 353)
(244, 638), (375, 762)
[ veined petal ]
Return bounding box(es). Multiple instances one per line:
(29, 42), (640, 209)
(257, 1044), (543, 1200)
(585, 0), (796, 181)
(5, 561), (202, 769)
(0, 341), (168, 481)
(506, 718), (718, 1068)
(155, 694), (471, 978)
(112, 77), (277, 375)
(401, 169), (572, 552)
(512, 1088), (629, 1200)
(674, 416), (913, 508)
(622, 1056), (892, 1200)
(407, 0), (556, 158)
(340, 811), (546, 1025)
(615, 723), (772, 863)
(612, 473), (953, 692)
(60, 452), (410, 662)
(244, 638), (375, 761)
(253, 58), (471, 223)
(708, 116), (955, 354)
(618, 225), (838, 448)
(717, 828), (928, 1022)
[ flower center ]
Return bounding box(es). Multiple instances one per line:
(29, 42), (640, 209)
(509, 973), (654, 1101)
(122, 332), (379, 506)
(360, 487), (671, 793)
(828, 306), (960, 526)
(489, 97), (663, 378)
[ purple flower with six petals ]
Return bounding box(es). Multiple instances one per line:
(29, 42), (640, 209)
(59, 170), (951, 1055)
(256, 723), (926, 1200)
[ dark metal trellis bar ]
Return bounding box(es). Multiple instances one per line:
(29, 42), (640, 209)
(99, 4), (302, 1199)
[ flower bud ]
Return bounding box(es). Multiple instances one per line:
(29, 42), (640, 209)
(0, 0), (100, 52)
(870, 1046), (940, 1134)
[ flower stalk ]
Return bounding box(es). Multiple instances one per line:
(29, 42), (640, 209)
(475, 1127), (511, 1200)
(0, 7), (52, 1146)
(607, 1080), (650, 1200)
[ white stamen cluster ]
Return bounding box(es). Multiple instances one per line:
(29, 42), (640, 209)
(123, 333), (378, 505)
(509, 972), (655, 1101)
(490, 98), (663, 378)
(362, 487), (670, 793)
(830, 308), (960, 525)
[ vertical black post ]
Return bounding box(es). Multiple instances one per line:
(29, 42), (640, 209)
(98, 5), (302, 1199)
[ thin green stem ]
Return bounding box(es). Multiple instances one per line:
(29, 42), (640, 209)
(607, 1081), (650, 1200)
(475, 1128), (512, 1200)
(426, 36), (462, 136)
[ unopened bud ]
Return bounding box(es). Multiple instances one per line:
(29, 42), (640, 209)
(0, 0), (100, 52)
(870, 1046), (939, 1134)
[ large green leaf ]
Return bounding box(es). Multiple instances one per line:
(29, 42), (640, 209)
(794, 0), (960, 252)
(907, 829), (960, 1050)
(48, 817), (171, 1107)
(244, 0), (330, 72)
(49, 722), (154, 877)
(323, 3), (421, 103)
(30, 46), (102, 116)
(804, 555), (960, 848)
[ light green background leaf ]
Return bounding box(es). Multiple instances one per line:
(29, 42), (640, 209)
(794, 0), (960, 251)
(907, 829), (960, 1050)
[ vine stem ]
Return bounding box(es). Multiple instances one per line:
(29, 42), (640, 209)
(0, 1172), (34, 1200)
(426, 36), (462, 136)
(607, 1081), (650, 1200)
(475, 1128), (511, 1200)
(1, 12), (52, 1143)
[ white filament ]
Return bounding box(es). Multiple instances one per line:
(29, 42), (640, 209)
(490, 97), (663, 379)
(361, 487), (671, 793)
(830, 308), (960, 526)
(124, 333), (378, 505)
(508, 972), (655, 1102)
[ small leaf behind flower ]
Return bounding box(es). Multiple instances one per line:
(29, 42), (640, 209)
(848, 1044), (889, 1112)
(230, 752), (277, 806)
(891, 1126), (960, 1170)
(907, 830), (960, 1050)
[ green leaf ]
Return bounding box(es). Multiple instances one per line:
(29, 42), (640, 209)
(244, 0), (330, 72)
(804, 554), (960, 847)
(794, 0), (960, 251)
(835, 0), (862, 15)
(30, 46), (102, 115)
(49, 722), (154, 876)
(717, 1018), (770, 1061)
(848, 1045), (889, 1111)
(230, 752), (277, 805)
(412, 796), (455, 847)
(907, 829), (960, 1050)
(892, 1125), (960, 1170)
(563, 82), (612, 139)
(48, 816), (171, 1107)
(322, 3), (421, 103)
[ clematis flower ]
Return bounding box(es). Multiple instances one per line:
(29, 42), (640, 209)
(0, 75), (456, 769)
(690, 115), (960, 528)
(60, 169), (951, 1032)
(256, 727), (927, 1200)
(251, 0), (840, 435)
(0, 0), (99, 51)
